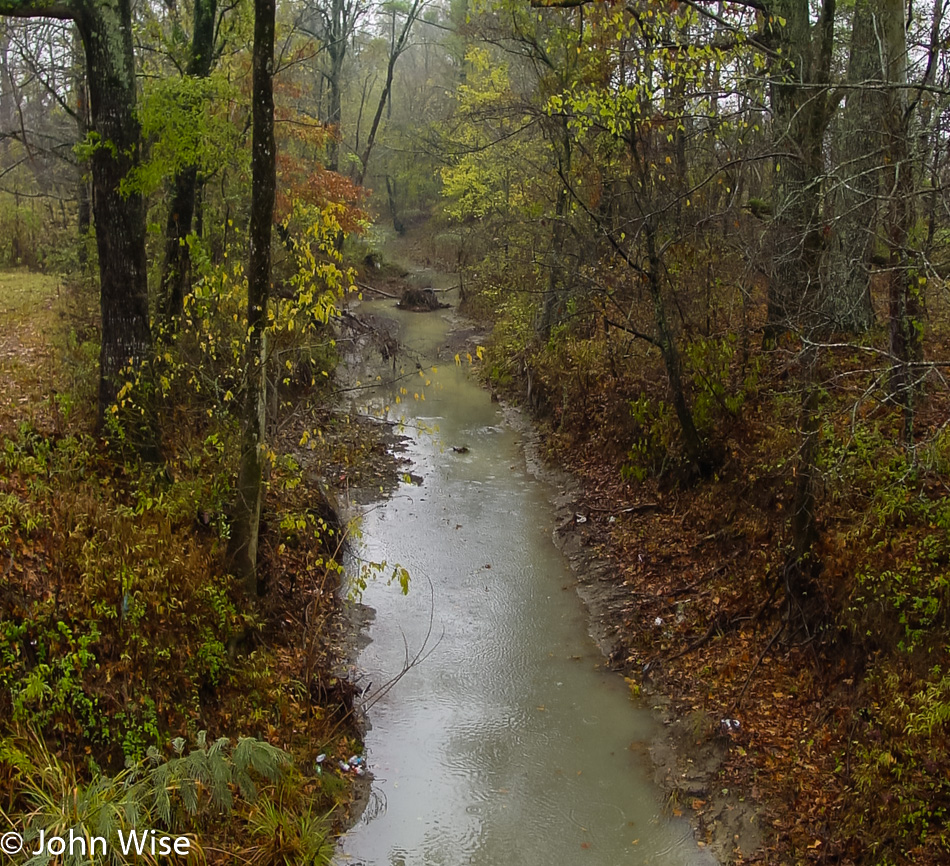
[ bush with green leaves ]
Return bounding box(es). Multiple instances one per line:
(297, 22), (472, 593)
(847, 668), (950, 858)
(0, 423), (252, 762)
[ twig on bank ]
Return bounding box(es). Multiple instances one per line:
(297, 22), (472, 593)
(731, 623), (785, 713)
(586, 501), (660, 514)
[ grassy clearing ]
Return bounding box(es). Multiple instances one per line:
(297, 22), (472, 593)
(0, 270), (63, 433)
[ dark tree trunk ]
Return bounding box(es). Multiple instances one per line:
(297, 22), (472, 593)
(325, 0), (345, 172)
(539, 122), (572, 338)
(645, 223), (710, 476)
(75, 0), (152, 426)
(385, 175), (404, 234)
(784, 347), (826, 634)
(764, 0), (834, 342)
(195, 174), (204, 236)
(160, 0), (218, 324)
(355, 0), (421, 186)
(881, 0), (921, 444)
(765, 0), (835, 633)
(161, 165), (199, 322)
(229, 0), (276, 592)
(823, 0), (879, 333)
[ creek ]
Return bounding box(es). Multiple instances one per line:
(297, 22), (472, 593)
(335, 265), (716, 866)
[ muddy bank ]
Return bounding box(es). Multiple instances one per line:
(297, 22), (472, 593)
(551, 514), (763, 864)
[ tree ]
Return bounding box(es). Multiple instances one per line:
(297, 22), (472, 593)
(355, 0), (425, 185)
(527, 0), (740, 474)
(0, 19), (80, 264)
(822, 0), (881, 334)
(298, 0), (366, 172)
(0, 0), (152, 428)
(762, 0), (836, 342)
(72, 23), (91, 265)
(229, 0), (276, 591)
(159, 0), (220, 323)
(880, 0), (922, 443)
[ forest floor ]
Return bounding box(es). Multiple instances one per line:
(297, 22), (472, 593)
(0, 270), (62, 431)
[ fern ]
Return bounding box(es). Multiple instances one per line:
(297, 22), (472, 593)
(0, 729), (298, 864)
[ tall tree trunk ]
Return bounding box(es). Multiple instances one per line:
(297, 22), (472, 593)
(72, 23), (91, 269)
(764, 0), (834, 342)
(355, 0), (421, 186)
(0, 26), (14, 157)
(645, 221), (710, 476)
(385, 174), (403, 233)
(160, 0), (218, 324)
(77, 0), (152, 427)
(881, 0), (921, 444)
(767, 0), (836, 632)
(823, 0), (879, 333)
(540, 121), (573, 338)
(784, 345), (825, 633)
(230, 0), (276, 592)
(325, 0), (345, 172)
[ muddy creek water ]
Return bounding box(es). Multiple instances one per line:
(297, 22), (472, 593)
(336, 276), (715, 866)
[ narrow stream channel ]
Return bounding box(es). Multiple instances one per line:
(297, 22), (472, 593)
(336, 269), (716, 866)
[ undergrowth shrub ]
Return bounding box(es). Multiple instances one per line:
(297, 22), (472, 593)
(0, 192), (74, 271)
(683, 334), (755, 427)
(848, 667), (950, 859)
(811, 414), (950, 859)
(621, 396), (676, 482)
(0, 423), (252, 762)
(0, 219), (356, 766)
(0, 728), (334, 865)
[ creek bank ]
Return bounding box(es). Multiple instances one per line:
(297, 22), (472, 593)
(272, 401), (414, 830)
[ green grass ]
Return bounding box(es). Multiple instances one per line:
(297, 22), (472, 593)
(0, 269), (64, 432)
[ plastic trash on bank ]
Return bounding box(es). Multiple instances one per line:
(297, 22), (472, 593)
(336, 754), (367, 775)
